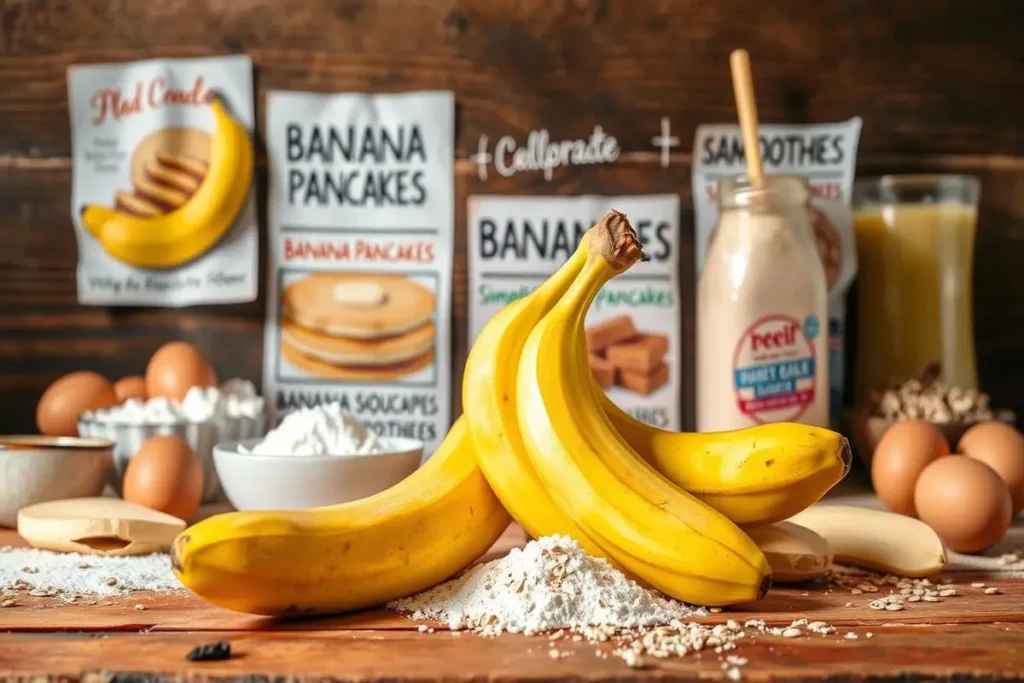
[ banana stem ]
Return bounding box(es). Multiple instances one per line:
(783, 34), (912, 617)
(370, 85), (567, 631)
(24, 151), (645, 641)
(585, 210), (645, 272)
(556, 211), (645, 328)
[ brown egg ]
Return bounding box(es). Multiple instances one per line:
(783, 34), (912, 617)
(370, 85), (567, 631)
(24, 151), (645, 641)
(122, 435), (203, 521)
(960, 421), (1024, 514)
(113, 376), (148, 403)
(145, 341), (216, 402)
(914, 455), (1012, 553)
(871, 420), (950, 517)
(36, 371), (118, 437)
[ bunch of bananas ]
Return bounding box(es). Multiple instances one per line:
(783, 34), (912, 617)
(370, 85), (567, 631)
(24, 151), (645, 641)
(172, 212), (850, 616)
(81, 99), (253, 270)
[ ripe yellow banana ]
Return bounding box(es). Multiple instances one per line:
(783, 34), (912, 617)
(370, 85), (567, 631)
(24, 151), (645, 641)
(462, 239), (608, 558)
(596, 386), (850, 526)
(81, 99), (252, 270)
(171, 417), (510, 616)
(517, 211), (771, 606)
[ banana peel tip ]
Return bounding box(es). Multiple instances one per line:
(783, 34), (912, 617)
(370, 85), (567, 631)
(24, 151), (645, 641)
(838, 437), (853, 476)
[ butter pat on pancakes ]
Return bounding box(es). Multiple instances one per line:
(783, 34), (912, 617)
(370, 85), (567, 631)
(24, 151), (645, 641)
(281, 273), (436, 381)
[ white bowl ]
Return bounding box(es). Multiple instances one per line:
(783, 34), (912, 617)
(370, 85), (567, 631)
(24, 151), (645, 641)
(213, 437), (424, 510)
(0, 436), (113, 527)
(78, 413), (267, 503)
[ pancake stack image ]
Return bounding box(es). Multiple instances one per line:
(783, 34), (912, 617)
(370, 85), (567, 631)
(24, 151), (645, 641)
(119, 127), (211, 217)
(281, 273), (436, 381)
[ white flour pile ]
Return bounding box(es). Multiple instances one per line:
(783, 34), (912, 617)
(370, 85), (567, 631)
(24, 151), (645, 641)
(0, 547), (181, 599)
(388, 535), (704, 635)
(82, 378), (264, 424)
(243, 402), (384, 456)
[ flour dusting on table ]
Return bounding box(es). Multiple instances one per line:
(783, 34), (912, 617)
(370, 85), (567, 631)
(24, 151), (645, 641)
(1, 547), (182, 598)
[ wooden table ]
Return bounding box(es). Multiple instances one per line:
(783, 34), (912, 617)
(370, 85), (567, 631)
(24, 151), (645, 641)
(2, 510), (1024, 682)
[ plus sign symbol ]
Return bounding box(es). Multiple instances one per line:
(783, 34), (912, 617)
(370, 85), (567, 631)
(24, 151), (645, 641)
(470, 136), (493, 181)
(651, 117), (680, 169)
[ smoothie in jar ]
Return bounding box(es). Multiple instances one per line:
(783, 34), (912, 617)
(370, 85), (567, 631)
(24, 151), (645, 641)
(697, 175), (829, 432)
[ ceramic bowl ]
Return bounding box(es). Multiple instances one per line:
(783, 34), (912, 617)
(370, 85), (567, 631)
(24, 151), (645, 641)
(0, 436), (113, 527)
(78, 413), (268, 503)
(213, 437), (425, 510)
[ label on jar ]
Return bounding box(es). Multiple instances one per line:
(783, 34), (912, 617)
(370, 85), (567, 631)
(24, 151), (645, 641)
(692, 119), (862, 428)
(468, 194), (681, 430)
(733, 314), (820, 423)
(261, 90), (455, 456)
(67, 55), (258, 306)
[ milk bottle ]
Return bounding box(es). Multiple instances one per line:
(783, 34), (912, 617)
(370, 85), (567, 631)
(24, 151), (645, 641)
(697, 175), (829, 431)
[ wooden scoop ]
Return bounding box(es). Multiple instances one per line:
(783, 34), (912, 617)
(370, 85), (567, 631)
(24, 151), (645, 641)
(17, 497), (185, 556)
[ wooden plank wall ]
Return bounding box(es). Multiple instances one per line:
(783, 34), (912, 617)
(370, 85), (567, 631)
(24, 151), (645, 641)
(1, 0), (1022, 435)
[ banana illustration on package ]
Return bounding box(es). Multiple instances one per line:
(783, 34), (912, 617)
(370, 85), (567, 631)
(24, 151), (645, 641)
(80, 99), (253, 270)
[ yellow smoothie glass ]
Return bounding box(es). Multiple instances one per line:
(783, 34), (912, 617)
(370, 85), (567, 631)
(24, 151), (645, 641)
(852, 175), (980, 402)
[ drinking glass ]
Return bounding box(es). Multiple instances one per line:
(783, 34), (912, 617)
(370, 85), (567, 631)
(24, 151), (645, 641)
(852, 175), (980, 402)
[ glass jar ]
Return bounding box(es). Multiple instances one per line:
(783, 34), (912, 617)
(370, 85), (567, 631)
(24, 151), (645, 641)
(852, 175), (980, 401)
(697, 175), (829, 432)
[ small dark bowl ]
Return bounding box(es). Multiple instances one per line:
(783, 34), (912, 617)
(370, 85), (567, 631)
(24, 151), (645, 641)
(844, 408), (1017, 470)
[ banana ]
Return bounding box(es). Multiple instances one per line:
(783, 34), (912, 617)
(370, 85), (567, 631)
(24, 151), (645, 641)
(745, 522), (832, 583)
(81, 99), (252, 270)
(517, 211), (772, 606)
(171, 417), (510, 616)
(462, 240), (609, 557)
(597, 390), (850, 526)
(788, 505), (947, 578)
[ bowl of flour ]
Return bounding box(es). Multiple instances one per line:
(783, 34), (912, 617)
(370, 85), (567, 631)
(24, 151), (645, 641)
(213, 402), (423, 510)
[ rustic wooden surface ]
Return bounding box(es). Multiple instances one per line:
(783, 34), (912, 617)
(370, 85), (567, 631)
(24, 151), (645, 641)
(0, 0), (1023, 436)
(2, 625), (1024, 683)
(2, 522), (1024, 681)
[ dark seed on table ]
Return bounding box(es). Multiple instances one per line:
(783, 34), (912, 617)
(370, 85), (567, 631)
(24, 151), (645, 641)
(186, 641), (232, 662)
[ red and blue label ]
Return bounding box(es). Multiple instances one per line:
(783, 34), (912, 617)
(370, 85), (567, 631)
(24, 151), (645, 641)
(732, 314), (818, 423)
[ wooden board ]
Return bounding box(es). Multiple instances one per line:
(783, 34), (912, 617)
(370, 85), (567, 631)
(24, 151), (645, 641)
(2, 0), (1024, 159)
(1, 0), (1024, 438)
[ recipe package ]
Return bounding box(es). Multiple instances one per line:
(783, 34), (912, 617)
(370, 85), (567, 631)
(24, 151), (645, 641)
(692, 119), (862, 427)
(262, 90), (455, 455)
(468, 195), (682, 430)
(67, 55), (257, 306)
